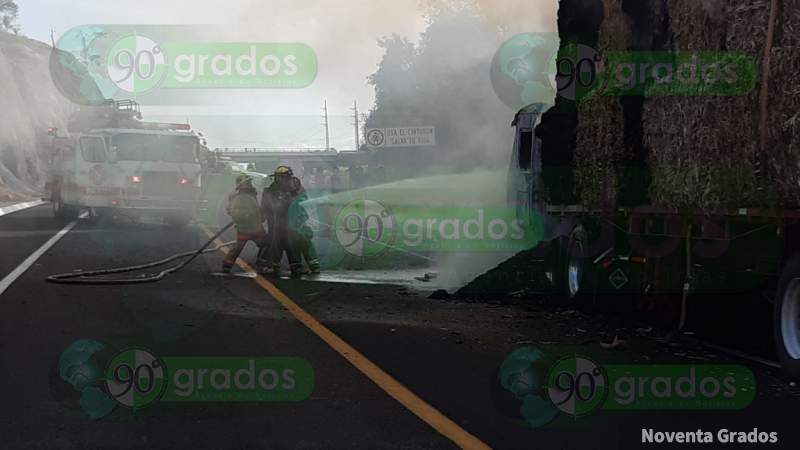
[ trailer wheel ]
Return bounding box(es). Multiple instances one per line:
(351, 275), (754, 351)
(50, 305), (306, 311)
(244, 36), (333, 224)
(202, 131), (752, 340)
(165, 212), (192, 228)
(544, 237), (566, 296)
(52, 188), (77, 220)
(52, 188), (64, 219)
(565, 225), (588, 299)
(774, 254), (800, 380)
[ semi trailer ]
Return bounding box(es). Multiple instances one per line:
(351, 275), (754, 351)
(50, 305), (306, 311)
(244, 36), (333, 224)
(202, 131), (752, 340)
(509, 109), (800, 380)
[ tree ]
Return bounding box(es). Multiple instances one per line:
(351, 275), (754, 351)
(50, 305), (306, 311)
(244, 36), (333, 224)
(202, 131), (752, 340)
(0, 0), (19, 34)
(366, 1), (513, 171)
(366, 34), (420, 127)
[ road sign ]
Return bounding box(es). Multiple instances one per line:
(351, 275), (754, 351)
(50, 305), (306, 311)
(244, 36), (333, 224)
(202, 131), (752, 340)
(366, 127), (436, 148)
(366, 129), (385, 147)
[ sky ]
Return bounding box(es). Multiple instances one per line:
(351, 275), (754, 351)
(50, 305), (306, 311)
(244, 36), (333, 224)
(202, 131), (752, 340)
(18, 0), (427, 117)
(17, 0), (556, 149)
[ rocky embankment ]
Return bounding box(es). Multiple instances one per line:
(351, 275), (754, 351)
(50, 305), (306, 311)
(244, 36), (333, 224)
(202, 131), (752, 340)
(0, 31), (74, 201)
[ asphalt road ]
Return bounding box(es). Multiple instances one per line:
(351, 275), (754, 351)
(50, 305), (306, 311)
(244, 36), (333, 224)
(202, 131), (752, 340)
(0, 203), (799, 450)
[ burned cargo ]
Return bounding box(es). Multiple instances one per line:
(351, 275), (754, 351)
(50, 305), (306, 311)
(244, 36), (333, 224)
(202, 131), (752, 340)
(505, 0), (800, 379)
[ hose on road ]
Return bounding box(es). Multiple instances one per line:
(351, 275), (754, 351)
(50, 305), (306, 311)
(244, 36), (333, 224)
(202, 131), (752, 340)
(46, 222), (235, 285)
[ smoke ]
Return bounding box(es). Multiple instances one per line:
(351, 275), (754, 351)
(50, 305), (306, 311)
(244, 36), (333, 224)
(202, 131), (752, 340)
(6, 0), (558, 286)
(226, 1), (558, 288)
(360, 1), (557, 171)
(223, 0), (556, 116)
(214, 0), (428, 116)
(474, 0), (559, 33)
(138, 0), (558, 168)
(26, 0), (557, 154)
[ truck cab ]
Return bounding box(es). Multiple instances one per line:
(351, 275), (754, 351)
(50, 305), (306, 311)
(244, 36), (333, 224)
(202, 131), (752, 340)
(508, 109), (543, 222)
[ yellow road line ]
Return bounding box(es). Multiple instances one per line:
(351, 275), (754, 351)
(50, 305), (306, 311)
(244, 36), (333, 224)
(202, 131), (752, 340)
(201, 225), (491, 450)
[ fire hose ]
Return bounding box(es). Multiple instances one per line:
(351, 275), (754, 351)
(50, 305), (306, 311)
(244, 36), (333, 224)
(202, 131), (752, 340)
(46, 222), (236, 285)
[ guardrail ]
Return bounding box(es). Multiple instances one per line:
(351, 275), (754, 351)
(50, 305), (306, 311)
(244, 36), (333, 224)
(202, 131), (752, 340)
(215, 147), (336, 154)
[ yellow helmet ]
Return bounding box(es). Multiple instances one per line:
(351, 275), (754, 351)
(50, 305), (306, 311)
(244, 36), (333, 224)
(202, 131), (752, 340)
(272, 165), (293, 177)
(235, 173), (253, 187)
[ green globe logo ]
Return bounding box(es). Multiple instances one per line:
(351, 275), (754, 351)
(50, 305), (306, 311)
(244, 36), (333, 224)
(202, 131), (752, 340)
(491, 33), (603, 110)
(50, 25), (117, 105)
(56, 339), (118, 420)
(334, 199), (395, 258)
(490, 33), (560, 112)
(496, 347), (560, 428)
(106, 34), (168, 94)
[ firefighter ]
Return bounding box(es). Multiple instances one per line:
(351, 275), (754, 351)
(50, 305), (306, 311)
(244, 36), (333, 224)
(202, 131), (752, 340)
(260, 166), (304, 275)
(289, 176), (321, 273)
(222, 173), (269, 273)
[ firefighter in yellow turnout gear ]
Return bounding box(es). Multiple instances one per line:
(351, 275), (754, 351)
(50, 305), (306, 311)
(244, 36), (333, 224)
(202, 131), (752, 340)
(222, 174), (269, 273)
(259, 166), (320, 275)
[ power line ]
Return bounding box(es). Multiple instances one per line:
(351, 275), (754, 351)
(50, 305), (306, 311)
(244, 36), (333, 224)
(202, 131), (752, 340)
(321, 100), (330, 151)
(351, 100), (360, 151)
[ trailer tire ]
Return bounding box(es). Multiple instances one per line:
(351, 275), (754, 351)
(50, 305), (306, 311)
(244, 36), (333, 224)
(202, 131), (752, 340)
(774, 254), (800, 380)
(52, 188), (77, 221)
(565, 225), (589, 299)
(88, 207), (109, 223)
(165, 212), (192, 228)
(545, 237), (566, 297)
(52, 188), (64, 219)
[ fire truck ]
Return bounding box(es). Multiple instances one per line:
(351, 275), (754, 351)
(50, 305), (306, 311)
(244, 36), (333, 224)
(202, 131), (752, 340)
(47, 100), (204, 226)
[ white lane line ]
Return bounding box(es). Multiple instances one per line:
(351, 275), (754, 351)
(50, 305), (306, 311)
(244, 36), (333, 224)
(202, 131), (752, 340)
(0, 220), (77, 297)
(0, 200), (45, 218)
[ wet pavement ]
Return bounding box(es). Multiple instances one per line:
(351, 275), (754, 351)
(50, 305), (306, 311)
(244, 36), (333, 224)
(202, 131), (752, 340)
(0, 203), (798, 449)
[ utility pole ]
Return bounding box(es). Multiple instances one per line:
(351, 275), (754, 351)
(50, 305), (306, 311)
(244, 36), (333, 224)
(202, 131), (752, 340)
(360, 113), (369, 148)
(321, 100), (330, 151)
(351, 100), (360, 151)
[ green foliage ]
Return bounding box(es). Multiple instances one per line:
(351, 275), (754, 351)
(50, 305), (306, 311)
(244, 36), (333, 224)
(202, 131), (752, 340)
(366, 35), (419, 125)
(365, 0), (511, 171)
